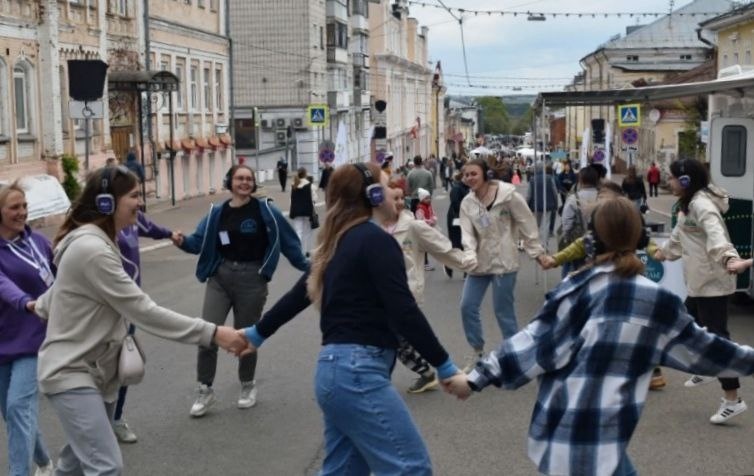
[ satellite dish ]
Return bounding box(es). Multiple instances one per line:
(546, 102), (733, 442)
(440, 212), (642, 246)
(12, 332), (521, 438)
(648, 109), (661, 123)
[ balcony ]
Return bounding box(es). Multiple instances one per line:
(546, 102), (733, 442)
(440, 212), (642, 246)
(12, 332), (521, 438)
(327, 46), (349, 64)
(326, 0), (348, 22)
(328, 90), (352, 111)
(353, 89), (371, 108)
(352, 52), (369, 68)
(351, 14), (368, 33)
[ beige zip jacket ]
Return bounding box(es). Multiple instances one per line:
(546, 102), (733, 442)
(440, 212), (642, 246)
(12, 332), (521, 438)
(661, 185), (740, 297)
(389, 210), (477, 303)
(36, 224), (215, 401)
(460, 180), (545, 275)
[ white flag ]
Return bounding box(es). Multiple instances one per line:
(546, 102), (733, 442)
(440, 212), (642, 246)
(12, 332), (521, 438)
(604, 122), (612, 179)
(334, 120), (349, 167)
(580, 128), (590, 169)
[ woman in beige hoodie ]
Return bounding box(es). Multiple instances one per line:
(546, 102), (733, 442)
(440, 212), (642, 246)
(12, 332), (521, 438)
(654, 158), (750, 425)
(33, 166), (245, 475)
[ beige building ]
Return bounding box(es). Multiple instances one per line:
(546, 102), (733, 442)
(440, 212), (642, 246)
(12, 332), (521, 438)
(369, 0), (433, 165)
(700, 3), (754, 70)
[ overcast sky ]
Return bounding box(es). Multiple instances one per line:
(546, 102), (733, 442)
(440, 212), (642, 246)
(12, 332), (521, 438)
(406, 0), (719, 96)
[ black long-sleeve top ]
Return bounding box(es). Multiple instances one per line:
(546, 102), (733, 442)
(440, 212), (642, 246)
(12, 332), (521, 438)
(254, 221), (452, 369)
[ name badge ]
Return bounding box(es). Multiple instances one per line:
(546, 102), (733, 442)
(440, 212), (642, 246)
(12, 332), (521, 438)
(479, 214), (491, 228)
(452, 218), (461, 227)
(219, 231), (230, 245)
(39, 267), (54, 287)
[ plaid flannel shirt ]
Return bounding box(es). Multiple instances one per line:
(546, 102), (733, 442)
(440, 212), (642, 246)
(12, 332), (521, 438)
(468, 264), (754, 476)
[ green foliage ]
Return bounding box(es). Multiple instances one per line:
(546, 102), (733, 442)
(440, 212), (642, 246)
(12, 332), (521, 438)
(511, 106), (534, 135)
(677, 98), (707, 161)
(478, 97), (510, 134)
(61, 154), (81, 200)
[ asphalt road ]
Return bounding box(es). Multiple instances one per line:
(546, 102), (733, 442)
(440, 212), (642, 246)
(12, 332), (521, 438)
(3, 180), (754, 475)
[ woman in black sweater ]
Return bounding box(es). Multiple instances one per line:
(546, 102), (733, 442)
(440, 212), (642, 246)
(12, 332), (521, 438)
(289, 167), (316, 256)
(240, 163), (458, 475)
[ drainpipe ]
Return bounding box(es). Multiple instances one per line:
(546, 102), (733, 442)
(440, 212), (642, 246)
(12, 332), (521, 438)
(143, 0), (157, 199)
(226, 0), (236, 164)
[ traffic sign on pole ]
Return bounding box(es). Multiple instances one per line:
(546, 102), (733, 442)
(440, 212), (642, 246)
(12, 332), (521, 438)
(618, 104), (641, 127)
(621, 127), (638, 145)
(307, 104), (329, 127)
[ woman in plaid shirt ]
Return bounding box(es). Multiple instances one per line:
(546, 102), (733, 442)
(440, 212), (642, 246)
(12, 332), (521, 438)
(444, 197), (754, 476)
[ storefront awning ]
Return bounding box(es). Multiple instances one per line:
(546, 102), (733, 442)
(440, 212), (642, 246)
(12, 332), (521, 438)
(108, 70), (180, 92)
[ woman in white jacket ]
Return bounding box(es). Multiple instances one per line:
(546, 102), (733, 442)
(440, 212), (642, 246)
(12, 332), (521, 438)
(34, 166), (245, 475)
(458, 158), (548, 371)
(289, 167), (318, 256)
(654, 158), (750, 424)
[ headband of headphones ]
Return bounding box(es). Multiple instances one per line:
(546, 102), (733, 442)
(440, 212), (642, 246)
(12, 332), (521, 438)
(95, 165), (130, 215)
(354, 163), (384, 207)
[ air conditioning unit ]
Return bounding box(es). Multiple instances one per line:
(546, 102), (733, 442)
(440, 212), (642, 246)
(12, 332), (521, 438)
(260, 119), (271, 129)
(292, 117), (304, 128)
(275, 130), (287, 146)
(276, 118), (286, 128)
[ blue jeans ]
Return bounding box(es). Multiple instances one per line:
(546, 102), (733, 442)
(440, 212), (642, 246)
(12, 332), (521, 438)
(0, 356), (50, 476)
(315, 344), (432, 476)
(460, 272), (518, 350)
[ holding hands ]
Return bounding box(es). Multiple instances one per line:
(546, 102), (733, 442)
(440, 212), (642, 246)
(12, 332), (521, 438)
(441, 372), (473, 401)
(727, 258), (753, 274)
(537, 255), (557, 270)
(213, 326), (251, 356)
(171, 231), (184, 247)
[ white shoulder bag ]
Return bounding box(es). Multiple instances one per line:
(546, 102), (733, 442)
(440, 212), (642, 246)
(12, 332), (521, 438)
(118, 321), (146, 386)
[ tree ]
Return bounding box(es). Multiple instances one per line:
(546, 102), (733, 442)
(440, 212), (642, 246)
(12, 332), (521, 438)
(511, 105), (534, 135)
(477, 96), (510, 134)
(61, 154), (81, 200)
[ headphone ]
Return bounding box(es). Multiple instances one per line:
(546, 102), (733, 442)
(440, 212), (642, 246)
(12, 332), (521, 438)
(95, 165), (130, 215)
(224, 166), (257, 193)
(353, 163), (384, 207)
(677, 160), (691, 189)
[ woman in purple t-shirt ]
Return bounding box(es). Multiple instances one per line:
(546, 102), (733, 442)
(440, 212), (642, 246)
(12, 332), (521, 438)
(0, 182), (54, 476)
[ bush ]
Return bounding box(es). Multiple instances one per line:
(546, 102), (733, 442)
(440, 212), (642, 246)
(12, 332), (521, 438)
(61, 154), (81, 200)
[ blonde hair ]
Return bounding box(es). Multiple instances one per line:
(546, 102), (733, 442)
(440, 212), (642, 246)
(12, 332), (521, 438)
(306, 163), (381, 306)
(0, 181), (25, 211)
(591, 197), (645, 277)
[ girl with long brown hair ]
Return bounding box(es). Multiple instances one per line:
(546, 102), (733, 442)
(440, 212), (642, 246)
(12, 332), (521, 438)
(239, 163), (459, 475)
(444, 197), (754, 476)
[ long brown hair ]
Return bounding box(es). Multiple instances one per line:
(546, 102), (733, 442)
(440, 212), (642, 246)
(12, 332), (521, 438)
(54, 166), (138, 246)
(591, 197), (644, 277)
(292, 167), (308, 189)
(306, 163), (381, 305)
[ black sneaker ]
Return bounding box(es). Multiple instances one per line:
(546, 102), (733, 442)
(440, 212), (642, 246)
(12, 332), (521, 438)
(407, 373), (438, 394)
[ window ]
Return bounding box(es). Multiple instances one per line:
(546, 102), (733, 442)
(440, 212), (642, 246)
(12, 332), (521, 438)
(117, 0), (127, 15)
(680, 54), (692, 61)
(721, 125), (746, 177)
(13, 64), (29, 133)
(747, 51), (752, 65)
(326, 22), (348, 48)
(215, 69), (223, 111)
(734, 52), (740, 64)
(198, 0), (204, 7)
(190, 65), (198, 110)
(174, 63), (184, 110)
(320, 26), (324, 49)
(203, 67), (210, 110)
(723, 54), (729, 67)
(210, 0), (218, 11)
(160, 59), (170, 110)
(626, 55), (639, 62)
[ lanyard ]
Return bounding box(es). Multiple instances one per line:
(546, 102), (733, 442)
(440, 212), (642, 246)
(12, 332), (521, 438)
(8, 237), (49, 273)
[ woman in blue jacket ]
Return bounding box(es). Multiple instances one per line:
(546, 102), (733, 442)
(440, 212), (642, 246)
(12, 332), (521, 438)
(178, 164), (308, 417)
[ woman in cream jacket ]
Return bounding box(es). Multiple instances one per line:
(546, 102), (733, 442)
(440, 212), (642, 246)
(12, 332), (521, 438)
(458, 158), (547, 371)
(655, 158), (750, 425)
(34, 166), (244, 475)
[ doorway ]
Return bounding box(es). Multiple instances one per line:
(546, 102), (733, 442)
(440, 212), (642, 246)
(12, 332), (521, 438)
(111, 126), (132, 162)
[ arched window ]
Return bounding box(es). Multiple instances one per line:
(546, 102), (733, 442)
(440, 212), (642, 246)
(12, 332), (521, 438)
(13, 62), (31, 134)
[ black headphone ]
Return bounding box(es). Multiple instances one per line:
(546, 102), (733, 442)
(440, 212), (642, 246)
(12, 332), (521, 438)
(677, 160), (691, 189)
(353, 163), (384, 207)
(224, 166), (257, 193)
(95, 165), (129, 215)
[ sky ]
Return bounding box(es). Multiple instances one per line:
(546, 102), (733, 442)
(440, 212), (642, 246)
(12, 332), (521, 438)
(405, 0), (717, 96)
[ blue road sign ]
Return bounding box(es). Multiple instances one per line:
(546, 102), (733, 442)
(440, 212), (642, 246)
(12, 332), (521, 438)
(307, 104), (329, 127)
(621, 127), (638, 145)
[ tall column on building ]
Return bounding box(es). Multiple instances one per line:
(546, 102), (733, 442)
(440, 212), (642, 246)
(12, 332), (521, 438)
(37, 0), (63, 159)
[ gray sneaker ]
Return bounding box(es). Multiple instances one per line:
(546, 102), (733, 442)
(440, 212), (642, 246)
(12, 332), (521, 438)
(407, 373), (438, 394)
(238, 380), (257, 409)
(112, 420), (138, 443)
(190, 384), (216, 417)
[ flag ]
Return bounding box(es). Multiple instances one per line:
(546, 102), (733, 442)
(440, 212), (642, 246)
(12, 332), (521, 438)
(580, 127), (590, 169)
(604, 122), (612, 179)
(334, 120), (349, 167)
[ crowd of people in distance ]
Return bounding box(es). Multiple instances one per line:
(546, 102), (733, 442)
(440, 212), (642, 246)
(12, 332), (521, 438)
(2, 148), (754, 476)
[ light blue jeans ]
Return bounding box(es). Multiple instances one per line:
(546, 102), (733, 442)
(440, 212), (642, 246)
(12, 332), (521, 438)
(0, 356), (50, 476)
(315, 344), (432, 476)
(460, 272), (518, 350)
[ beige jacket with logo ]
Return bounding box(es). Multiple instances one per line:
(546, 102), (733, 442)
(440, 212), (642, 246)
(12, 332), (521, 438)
(390, 210), (477, 303)
(661, 185), (740, 297)
(460, 180), (545, 275)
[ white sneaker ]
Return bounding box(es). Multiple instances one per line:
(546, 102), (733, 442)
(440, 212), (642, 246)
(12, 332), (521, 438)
(238, 380), (257, 409)
(34, 462), (54, 476)
(462, 349), (484, 373)
(112, 420), (138, 443)
(684, 375), (716, 387)
(190, 384), (216, 417)
(710, 397), (747, 424)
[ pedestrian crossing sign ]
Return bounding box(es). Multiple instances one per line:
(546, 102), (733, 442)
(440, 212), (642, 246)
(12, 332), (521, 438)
(618, 104), (641, 127)
(307, 104), (329, 127)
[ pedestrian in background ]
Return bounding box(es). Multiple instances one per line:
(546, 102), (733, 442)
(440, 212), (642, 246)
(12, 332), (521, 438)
(276, 157), (288, 192)
(406, 155), (434, 212)
(445, 171), (469, 279)
(559, 166), (600, 276)
(0, 182), (54, 476)
(527, 162), (559, 243)
(238, 163), (460, 475)
(458, 158), (547, 371)
(647, 161), (661, 197)
(111, 208), (181, 444)
(556, 160), (577, 214)
(290, 167), (317, 257)
(124, 148), (144, 184)
(654, 158), (751, 424)
(621, 165), (647, 211)
(178, 164), (308, 417)
(427, 154), (439, 188)
(415, 188), (437, 271)
(35, 166), (244, 475)
(318, 162), (333, 192)
(445, 197), (754, 476)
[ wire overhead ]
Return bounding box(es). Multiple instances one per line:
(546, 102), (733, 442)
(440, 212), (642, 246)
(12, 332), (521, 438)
(434, 0), (472, 86)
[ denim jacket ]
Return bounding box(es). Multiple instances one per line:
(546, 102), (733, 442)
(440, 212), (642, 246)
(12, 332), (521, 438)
(180, 197), (309, 282)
